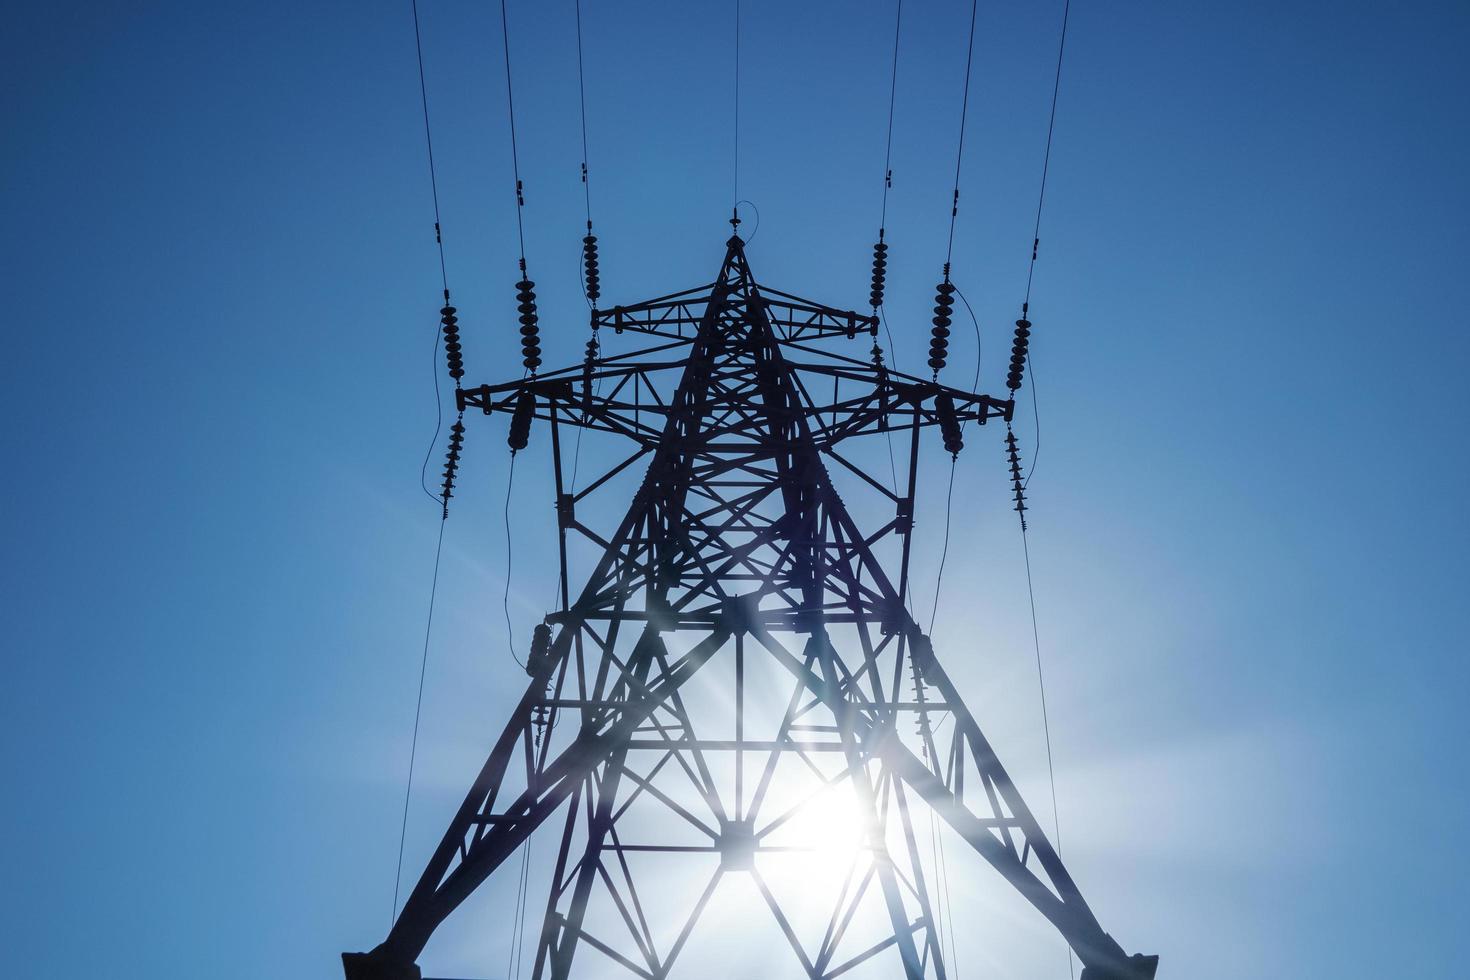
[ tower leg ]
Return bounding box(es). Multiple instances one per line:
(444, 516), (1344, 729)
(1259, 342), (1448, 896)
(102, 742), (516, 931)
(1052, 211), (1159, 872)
(341, 947), (421, 980)
(1080, 954), (1160, 980)
(545, 667), (647, 979)
(816, 631), (926, 980)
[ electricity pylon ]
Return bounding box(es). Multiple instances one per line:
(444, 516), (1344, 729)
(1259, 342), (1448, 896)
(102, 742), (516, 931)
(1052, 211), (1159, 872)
(344, 232), (1158, 980)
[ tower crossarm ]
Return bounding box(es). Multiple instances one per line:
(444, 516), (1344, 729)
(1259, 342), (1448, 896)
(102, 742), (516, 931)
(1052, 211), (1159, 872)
(597, 281), (877, 343)
(457, 357), (1011, 452)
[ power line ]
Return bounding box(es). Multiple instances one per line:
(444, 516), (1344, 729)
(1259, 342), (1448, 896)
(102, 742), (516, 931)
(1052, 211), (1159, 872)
(409, 0), (451, 507)
(506, 837), (532, 978)
(735, 199), (760, 243)
(1010, 4), (1076, 975)
(733, 0), (742, 216)
(417, 317), (445, 507)
(925, 0), (981, 381)
(503, 453), (524, 668)
(926, 809), (953, 977)
(944, 0), (981, 265)
(574, 0), (593, 227)
(410, 0), (449, 293)
(1022, 0), (1073, 309)
(391, 518), (448, 923)
(921, 279), (982, 980)
(1015, 0), (1071, 490)
(867, 0), (902, 358)
(878, 0), (903, 233)
(936, 819), (960, 978)
(1022, 526), (1072, 980)
(395, 0), (458, 927)
(498, 0), (529, 262)
(573, 0), (602, 313)
(926, 287), (981, 636)
(496, 0), (543, 377)
(1023, 351), (1042, 489)
(927, 459), (957, 636)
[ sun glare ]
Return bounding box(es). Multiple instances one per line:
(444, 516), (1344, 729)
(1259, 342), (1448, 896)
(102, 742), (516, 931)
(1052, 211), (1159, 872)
(759, 779), (869, 889)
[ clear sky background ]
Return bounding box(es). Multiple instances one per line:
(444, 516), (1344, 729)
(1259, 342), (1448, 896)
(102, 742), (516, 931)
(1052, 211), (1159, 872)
(3, 1), (1468, 977)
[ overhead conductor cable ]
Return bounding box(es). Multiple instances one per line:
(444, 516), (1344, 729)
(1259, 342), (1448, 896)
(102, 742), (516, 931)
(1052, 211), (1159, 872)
(868, 0), (903, 330)
(1004, 3), (1076, 976)
(575, 0), (601, 415)
(926, 0), (979, 379)
(499, 0), (541, 378)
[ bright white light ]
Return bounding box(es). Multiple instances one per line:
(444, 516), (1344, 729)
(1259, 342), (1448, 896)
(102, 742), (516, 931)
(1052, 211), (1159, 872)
(755, 777), (871, 904)
(779, 781), (867, 859)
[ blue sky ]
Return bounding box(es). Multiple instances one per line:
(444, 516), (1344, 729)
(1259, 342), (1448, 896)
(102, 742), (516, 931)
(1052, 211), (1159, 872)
(3, 0), (1468, 977)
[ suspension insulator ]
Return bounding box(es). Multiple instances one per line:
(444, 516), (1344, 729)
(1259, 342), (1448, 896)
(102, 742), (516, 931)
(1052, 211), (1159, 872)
(869, 239), (888, 309)
(440, 417), (465, 515)
(440, 305), (465, 382)
(1005, 426), (1028, 528)
(911, 657), (934, 746)
(1007, 317), (1032, 392)
(515, 278), (542, 373)
(527, 621), (553, 675)
(508, 388), (534, 453)
(936, 392), (963, 456)
(928, 280), (955, 374)
(527, 621), (554, 739)
(581, 334), (598, 413)
(582, 233), (601, 306)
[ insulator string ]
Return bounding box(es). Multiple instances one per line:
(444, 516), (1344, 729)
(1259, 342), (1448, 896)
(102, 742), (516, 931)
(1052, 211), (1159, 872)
(926, 277), (956, 377)
(439, 412), (465, 519)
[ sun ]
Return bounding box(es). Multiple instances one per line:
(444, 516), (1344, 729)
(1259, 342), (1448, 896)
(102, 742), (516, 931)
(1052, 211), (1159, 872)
(757, 778), (870, 888)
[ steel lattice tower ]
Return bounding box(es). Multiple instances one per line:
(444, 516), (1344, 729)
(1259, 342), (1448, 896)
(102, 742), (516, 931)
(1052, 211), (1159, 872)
(344, 233), (1157, 980)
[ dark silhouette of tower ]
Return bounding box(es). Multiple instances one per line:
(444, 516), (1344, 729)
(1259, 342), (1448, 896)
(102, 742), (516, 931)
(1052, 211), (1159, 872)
(344, 234), (1157, 980)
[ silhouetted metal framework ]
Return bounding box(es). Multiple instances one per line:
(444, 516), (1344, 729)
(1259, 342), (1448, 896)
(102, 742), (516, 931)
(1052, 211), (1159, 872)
(345, 235), (1157, 980)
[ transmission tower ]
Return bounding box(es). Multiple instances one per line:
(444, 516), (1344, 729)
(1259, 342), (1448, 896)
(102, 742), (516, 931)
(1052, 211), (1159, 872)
(344, 230), (1157, 980)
